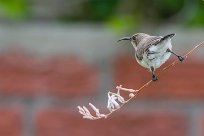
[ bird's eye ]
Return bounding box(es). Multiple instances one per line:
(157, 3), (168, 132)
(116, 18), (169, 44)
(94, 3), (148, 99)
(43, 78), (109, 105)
(132, 36), (136, 40)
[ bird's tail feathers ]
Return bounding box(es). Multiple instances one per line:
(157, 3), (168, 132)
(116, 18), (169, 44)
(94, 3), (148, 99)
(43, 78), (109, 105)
(161, 33), (175, 41)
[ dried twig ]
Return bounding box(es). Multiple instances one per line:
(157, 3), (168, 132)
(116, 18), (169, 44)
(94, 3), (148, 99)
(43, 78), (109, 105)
(77, 40), (204, 120)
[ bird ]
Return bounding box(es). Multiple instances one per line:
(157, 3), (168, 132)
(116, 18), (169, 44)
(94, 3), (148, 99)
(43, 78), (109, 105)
(118, 33), (184, 81)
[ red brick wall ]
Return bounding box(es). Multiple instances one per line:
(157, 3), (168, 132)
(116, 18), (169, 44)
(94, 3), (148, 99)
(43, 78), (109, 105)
(0, 50), (204, 136)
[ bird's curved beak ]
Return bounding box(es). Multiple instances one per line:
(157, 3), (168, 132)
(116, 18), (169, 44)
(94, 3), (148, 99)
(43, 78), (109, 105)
(117, 37), (131, 42)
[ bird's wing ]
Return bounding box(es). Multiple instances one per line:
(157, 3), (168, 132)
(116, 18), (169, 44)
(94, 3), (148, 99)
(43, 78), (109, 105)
(140, 33), (175, 48)
(136, 34), (175, 61)
(142, 36), (162, 47)
(136, 36), (161, 61)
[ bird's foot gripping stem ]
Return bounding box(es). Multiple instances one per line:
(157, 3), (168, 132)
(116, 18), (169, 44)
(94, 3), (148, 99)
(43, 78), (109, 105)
(151, 66), (158, 81)
(178, 56), (185, 62)
(167, 48), (185, 62)
(152, 75), (158, 81)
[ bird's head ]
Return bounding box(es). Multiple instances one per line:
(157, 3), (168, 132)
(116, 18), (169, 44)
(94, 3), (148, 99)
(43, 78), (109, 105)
(118, 33), (149, 48)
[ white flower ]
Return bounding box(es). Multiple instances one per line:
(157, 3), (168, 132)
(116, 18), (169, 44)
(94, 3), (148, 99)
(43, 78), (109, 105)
(129, 93), (135, 98)
(107, 92), (121, 112)
(77, 103), (107, 120)
(78, 85), (135, 120)
(89, 103), (107, 118)
(116, 91), (125, 103)
(77, 106), (95, 120)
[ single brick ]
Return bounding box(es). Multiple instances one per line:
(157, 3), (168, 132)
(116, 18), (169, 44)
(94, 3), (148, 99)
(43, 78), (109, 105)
(0, 50), (98, 97)
(0, 107), (22, 136)
(114, 55), (204, 99)
(37, 108), (187, 136)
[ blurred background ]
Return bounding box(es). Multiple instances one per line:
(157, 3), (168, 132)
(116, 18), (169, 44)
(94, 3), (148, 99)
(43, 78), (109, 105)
(0, 0), (204, 136)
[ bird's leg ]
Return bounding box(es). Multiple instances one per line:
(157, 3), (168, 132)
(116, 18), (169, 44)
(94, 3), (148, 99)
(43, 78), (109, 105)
(167, 48), (184, 62)
(150, 66), (158, 81)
